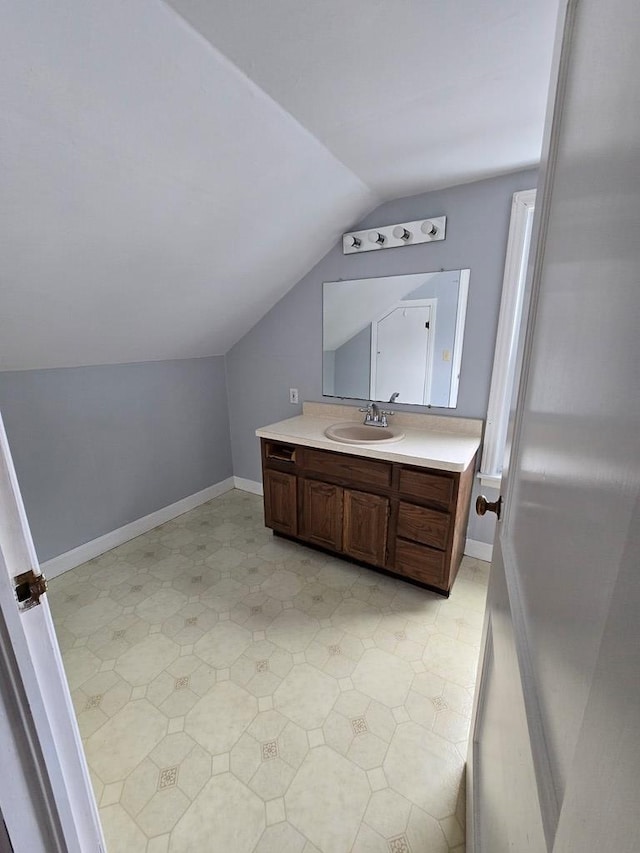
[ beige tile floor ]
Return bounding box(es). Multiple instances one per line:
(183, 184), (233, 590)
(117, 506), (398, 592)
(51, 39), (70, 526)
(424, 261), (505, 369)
(48, 490), (489, 853)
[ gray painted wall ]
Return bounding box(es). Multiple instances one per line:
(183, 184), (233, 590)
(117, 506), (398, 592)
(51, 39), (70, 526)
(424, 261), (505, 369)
(333, 326), (371, 399)
(2, 171), (533, 559)
(0, 358), (232, 562)
(226, 170), (537, 534)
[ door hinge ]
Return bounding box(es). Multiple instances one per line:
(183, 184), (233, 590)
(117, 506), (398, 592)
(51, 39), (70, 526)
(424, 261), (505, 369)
(425, 321), (430, 329)
(14, 569), (48, 612)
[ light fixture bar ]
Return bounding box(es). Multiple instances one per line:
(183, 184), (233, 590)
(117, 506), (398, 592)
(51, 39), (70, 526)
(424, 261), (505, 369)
(342, 216), (446, 254)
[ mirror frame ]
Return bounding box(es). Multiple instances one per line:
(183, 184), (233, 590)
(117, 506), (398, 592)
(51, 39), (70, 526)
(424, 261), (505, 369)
(322, 269), (470, 408)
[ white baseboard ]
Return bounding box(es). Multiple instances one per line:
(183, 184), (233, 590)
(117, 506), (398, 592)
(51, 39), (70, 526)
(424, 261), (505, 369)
(42, 473), (487, 580)
(464, 538), (493, 562)
(233, 476), (263, 496)
(42, 477), (236, 579)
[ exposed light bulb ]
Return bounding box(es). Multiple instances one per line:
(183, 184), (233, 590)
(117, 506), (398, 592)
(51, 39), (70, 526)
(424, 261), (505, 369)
(344, 217), (443, 254)
(393, 226), (411, 241)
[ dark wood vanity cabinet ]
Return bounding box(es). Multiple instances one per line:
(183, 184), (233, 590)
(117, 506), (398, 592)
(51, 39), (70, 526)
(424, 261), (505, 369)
(260, 438), (476, 596)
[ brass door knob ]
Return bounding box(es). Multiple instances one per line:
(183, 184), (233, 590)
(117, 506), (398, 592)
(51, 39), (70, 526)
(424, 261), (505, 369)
(476, 495), (503, 520)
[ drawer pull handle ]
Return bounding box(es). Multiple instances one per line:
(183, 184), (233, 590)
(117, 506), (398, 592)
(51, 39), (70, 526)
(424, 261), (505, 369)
(476, 495), (502, 520)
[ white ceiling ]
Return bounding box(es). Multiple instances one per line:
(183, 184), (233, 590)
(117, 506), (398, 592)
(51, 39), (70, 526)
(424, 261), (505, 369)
(0, 0), (558, 370)
(168, 0), (559, 199)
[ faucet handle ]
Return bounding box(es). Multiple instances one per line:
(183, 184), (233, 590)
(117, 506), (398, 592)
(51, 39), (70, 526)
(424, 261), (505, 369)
(358, 406), (371, 413)
(380, 410), (395, 417)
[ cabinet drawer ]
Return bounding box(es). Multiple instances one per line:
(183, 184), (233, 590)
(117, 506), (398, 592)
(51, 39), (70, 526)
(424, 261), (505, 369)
(397, 502), (451, 551)
(302, 448), (392, 490)
(395, 539), (447, 588)
(398, 467), (455, 509)
(263, 441), (297, 465)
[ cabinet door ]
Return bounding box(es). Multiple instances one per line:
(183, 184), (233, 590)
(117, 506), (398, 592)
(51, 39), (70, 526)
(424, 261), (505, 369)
(343, 489), (389, 567)
(263, 469), (297, 535)
(299, 478), (343, 551)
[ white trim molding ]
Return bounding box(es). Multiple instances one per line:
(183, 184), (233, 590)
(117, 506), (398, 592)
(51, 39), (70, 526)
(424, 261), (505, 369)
(41, 472), (487, 578)
(42, 478), (235, 579)
(233, 476), (264, 496)
(464, 538), (494, 562)
(477, 471), (501, 490)
(480, 189), (536, 481)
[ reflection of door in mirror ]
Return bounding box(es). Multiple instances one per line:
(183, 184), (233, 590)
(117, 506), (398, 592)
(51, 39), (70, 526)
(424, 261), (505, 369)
(322, 269), (469, 408)
(370, 299), (436, 404)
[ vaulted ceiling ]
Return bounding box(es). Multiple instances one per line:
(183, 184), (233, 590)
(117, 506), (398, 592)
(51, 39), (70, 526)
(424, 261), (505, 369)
(1, 0), (558, 370)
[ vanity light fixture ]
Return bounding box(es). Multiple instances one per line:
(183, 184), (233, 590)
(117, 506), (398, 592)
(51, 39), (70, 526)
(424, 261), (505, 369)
(393, 226), (411, 241)
(342, 215), (446, 254)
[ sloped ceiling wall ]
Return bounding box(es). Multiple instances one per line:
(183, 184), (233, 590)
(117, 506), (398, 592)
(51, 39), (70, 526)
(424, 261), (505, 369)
(169, 0), (558, 199)
(0, 0), (558, 370)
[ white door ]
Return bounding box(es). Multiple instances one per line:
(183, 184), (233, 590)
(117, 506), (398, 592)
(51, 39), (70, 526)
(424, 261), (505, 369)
(469, 0), (640, 851)
(0, 413), (106, 852)
(371, 300), (435, 404)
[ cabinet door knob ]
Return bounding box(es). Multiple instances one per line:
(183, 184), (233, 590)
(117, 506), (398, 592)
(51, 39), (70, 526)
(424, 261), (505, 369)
(476, 495), (503, 520)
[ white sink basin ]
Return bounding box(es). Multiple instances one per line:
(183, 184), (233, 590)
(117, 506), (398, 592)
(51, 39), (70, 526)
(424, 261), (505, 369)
(324, 422), (405, 445)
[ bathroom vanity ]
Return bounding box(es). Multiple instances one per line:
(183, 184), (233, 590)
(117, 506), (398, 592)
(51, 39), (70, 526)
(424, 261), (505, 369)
(256, 403), (482, 596)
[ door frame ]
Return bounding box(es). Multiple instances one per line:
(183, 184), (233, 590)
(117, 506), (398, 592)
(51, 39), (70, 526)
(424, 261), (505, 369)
(0, 412), (106, 852)
(478, 192), (535, 483)
(0, 554), (65, 853)
(467, 0), (574, 848)
(369, 298), (437, 404)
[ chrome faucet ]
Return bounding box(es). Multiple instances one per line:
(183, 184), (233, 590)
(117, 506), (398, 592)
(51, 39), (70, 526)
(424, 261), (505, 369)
(358, 402), (395, 428)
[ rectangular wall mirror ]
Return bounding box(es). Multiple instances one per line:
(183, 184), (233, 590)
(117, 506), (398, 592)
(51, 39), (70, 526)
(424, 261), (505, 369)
(323, 269), (469, 408)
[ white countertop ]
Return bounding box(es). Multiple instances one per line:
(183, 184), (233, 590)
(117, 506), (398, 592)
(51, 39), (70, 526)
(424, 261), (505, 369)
(256, 402), (482, 473)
